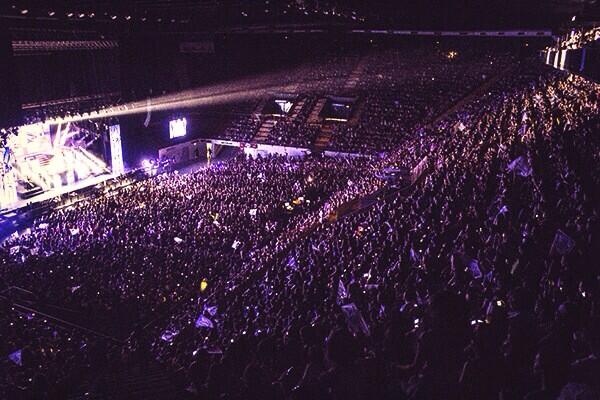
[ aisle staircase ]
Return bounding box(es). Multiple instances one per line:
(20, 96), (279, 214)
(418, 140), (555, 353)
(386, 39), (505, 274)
(313, 124), (334, 152)
(348, 99), (364, 126)
(289, 98), (307, 120)
(344, 57), (368, 91)
(253, 98), (268, 117)
(307, 98), (327, 123)
(252, 119), (276, 143)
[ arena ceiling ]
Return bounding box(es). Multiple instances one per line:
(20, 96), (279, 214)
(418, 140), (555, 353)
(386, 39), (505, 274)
(1, 0), (598, 32)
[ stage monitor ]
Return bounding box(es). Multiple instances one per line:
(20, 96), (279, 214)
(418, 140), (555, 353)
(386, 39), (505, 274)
(170, 118), (187, 139)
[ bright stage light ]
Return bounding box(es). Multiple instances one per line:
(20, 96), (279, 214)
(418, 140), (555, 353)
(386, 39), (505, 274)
(141, 159), (151, 169)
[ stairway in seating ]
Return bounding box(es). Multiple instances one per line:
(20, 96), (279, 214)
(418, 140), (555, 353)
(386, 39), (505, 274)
(307, 98), (327, 124)
(313, 124), (334, 152)
(348, 99), (364, 126)
(289, 98), (306, 120)
(344, 57), (367, 91)
(253, 98), (268, 117)
(252, 119), (276, 143)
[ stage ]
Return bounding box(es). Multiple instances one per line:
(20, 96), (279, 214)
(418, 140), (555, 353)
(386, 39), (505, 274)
(1, 172), (118, 213)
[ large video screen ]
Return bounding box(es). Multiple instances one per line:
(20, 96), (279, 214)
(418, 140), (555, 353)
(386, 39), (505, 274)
(2, 121), (110, 201)
(275, 100), (293, 114)
(170, 118), (187, 139)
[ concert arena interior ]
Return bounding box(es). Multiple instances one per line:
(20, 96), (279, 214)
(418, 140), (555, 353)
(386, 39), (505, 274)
(1, 1), (600, 399)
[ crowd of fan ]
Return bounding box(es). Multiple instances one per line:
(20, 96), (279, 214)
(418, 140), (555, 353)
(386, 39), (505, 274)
(215, 47), (514, 153)
(265, 96), (319, 147)
(221, 115), (262, 142)
(150, 66), (600, 400)
(0, 302), (102, 400)
(329, 49), (514, 152)
(555, 25), (600, 50)
(0, 154), (373, 399)
(293, 54), (361, 95)
(1, 59), (600, 400)
(267, 120), (321, 148)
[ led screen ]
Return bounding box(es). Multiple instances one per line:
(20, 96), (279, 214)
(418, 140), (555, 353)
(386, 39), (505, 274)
(170, 118), (187, 139)
(275, 100), (293, 114)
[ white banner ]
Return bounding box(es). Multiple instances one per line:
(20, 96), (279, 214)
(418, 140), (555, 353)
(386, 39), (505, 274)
(109, 125), (124, 175)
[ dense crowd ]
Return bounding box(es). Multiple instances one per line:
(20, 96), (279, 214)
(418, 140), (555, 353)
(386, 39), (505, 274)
(555, 25), (600, 50)
(215, 47), (514, 152)
(329, 49), (514, 152)
(151, 67), (600, 399)
(1, 56), (600, 400)
(0, 154), (374, 399)
(221, 115), (262, 142)
(268, 120), (321, 148)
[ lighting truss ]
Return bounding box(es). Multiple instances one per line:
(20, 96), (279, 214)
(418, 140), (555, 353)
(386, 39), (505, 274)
(12, 40), (119, 53)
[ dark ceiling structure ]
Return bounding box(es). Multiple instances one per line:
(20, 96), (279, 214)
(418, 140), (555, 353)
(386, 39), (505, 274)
(1, 0), (598, 34)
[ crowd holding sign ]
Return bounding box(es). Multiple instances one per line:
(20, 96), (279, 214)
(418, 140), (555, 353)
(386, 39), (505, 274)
(1, 55), (600, 400)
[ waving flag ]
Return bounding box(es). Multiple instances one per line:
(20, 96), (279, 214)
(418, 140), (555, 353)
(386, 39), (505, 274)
(8, 350), (22, 366)
(204, 305), (217, 317)
(507, 156), (532, 177)
(341, 303), (371, 336)
(160, 330), (180, 342)
(337, 280), (349, 304)
(195, 315), (214, 329)
(468, 259), (483, 279)
(286, 256), (298, 270)
(409, 248), (421, 264)
(551, 229), (575, 256)
(493, 205), (509, 224)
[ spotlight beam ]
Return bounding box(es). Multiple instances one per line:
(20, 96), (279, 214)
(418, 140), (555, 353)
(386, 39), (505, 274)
(42, 65), (336, 125)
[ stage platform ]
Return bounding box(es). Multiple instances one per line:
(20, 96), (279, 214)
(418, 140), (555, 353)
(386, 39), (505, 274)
(1, 173), (118, 214)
